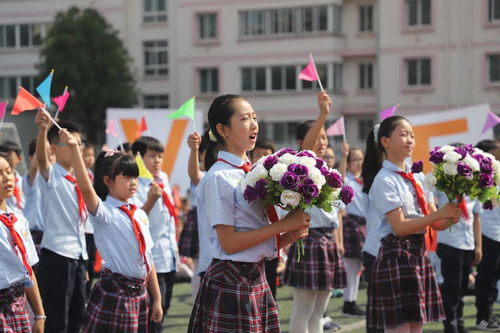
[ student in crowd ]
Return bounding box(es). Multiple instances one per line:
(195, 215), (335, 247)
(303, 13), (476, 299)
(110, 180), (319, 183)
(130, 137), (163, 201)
(188, 94), (310, 332)
(362, 116), (461, 333)
(132, 136), (178, 332)
(0, 141), (24, 214)
(35, 111), (88, 332)
(58, 129), (162, 332)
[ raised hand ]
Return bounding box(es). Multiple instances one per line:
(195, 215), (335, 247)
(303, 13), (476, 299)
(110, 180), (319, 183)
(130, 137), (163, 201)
(58, 129), (78, 148)
(317, 91), (332, 117)
(35, 109), (51, 129)
(187, 132), (201, 151)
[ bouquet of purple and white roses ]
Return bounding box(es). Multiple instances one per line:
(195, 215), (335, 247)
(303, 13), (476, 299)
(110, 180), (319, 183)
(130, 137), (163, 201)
(241, 148), (354, 259)
(426, 144), (500, 212)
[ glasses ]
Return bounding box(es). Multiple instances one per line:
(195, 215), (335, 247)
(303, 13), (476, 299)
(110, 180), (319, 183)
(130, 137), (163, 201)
(56, 142), (83, 147)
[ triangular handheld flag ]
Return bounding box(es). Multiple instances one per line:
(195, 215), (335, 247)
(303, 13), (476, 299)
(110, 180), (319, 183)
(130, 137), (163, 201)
(481, 111), (500, 134)
(36, 70), (53, 107)
(326, 116), (345, 136)
(135, 153), (154, 180)
(136, 116), (148, 138)
(379, 105), (398, 120)
(11, 87), (44, 115)
(53, 88), (69, 111)
(298, 54), (319, 82)
(106, 119), (119, 138)
(0, 101), (7, 119)
(168, 97), (195, 120)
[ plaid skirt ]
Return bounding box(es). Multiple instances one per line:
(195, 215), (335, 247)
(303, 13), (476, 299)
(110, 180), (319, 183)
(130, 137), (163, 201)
(343, 214), (366, 259)
(178, 208), (199, 258)
(283, 228), (346, 290)
(367, 234), (445, 329)
(82, 269), (149, 333)
(188, 259), (280, 333)
(0, 284), (30, 332)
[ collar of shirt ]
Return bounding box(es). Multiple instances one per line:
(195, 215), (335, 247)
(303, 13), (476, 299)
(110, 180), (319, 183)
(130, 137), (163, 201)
(104, 195), (129, 208)
(53, 162), (72, 176)
(382, 160), (411, 173)
(217, 151), (249, 168)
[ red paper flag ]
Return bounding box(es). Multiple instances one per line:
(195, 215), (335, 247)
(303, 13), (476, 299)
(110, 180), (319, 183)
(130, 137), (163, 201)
(298, 54), (319, 82)
(11, 87), (44, 115)
(136, 116), (148, 138)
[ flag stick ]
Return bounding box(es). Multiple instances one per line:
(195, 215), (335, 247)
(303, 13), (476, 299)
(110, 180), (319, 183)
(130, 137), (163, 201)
(116, 119), (125, 151)
(310, 53), (325, 92)
(43, 108), (62, 130)
(0, 100), (8, 137)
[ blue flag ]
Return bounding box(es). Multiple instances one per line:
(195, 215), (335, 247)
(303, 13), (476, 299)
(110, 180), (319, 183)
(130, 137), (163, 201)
(36, 71), (53, 107)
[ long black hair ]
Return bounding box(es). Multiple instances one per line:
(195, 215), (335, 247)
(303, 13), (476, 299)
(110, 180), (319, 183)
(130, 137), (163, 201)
(93, 152), (139, 200)
(204, 94), (245, 170)
(361, 116), (408, 194)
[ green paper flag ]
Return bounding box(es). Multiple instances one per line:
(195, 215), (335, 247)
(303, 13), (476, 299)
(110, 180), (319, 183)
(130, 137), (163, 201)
(168, 97), (195, 120)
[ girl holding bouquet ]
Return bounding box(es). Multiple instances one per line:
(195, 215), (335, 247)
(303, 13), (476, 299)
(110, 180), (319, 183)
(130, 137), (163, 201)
(362, 116), (462, 333)
(284, 91), (347, 333)
(188, 94), (311, 332)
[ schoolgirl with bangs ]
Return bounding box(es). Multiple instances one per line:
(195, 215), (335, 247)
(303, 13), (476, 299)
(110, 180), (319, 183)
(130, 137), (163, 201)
(58, 129), (163, 333)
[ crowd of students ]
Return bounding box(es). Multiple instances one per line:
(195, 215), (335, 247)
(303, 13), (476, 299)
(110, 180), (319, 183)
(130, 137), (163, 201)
(0, 92), (499, 333)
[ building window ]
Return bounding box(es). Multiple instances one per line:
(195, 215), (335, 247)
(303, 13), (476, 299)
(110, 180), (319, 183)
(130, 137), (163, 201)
(271, 65), (296, 91)
(489, 0), (500, 22)
(197, 13), (217, 40)
(143, 0), (167, 23)
(239, 5), (340, 38)
(489, 54), (500, 83)
(359, 5), (373, 32)
(358, 119), (374, 141)
(359, 63), (373, 90)
(268, 121), (300, 148)
(143, 40), (168, 77)
(199, 68), (219, 93)
(407, 0), (431, 26)
(0, 76), (36, 99)
(332, 63), (343, 92)
(0, 23), (49, 49)
(144, 94), (169, 108)
(406, 58), (431, 86)
(241, 67), (266, 92)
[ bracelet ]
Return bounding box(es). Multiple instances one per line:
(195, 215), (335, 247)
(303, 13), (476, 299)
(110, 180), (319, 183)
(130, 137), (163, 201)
(34, 315), (47, 320)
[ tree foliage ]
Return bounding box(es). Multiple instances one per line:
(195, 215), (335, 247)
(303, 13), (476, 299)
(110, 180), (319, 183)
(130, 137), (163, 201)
(38, 6), (137, 143)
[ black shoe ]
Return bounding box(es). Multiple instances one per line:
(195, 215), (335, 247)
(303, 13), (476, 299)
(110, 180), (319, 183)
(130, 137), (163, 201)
(342, 301), (365, 317)
(476, 320), (500, 331)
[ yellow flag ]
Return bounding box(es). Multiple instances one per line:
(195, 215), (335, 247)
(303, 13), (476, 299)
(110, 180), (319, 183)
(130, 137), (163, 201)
(135, 154), (154, 179)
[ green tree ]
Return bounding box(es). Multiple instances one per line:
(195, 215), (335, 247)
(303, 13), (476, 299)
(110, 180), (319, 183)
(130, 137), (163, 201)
(38, 6), (137, 143)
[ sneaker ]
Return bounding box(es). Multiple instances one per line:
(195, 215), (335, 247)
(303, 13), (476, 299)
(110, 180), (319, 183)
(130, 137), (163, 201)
(476, 320), (500, 331)
(342, 301), (365, 317)
(323, 317), (341, 332)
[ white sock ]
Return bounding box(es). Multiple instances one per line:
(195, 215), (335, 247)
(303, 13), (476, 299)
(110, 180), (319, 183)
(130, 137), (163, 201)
(289, 288), (331, 333)
(343, 257), (362, 302)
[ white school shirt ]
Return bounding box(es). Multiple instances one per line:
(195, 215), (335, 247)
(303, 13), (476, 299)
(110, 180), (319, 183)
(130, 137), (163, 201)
(307, 206), (340, 229)
(480, 186), (500, 242)
(369, 160), (435, 240)
(345, 172), (369, 219)
(436, 191), (481, 251)
(362, 203), (384, 257)
(132, 171), (177, 273)
(22, 173), (44, 231)
(6, 171), (24, 213)
(0, 209), (38, 289)
(197, 151), (277, 270)
(39, 163), (88, 260)
(91, 196), (154, 279)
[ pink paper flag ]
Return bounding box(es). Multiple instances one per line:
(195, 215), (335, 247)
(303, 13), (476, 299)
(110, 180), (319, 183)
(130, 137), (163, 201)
(298, 54), (319, 82)
(379, 105), (398, 120)
(326, 116), (345, 136)
(481, 111), (500, 134)
(106, 120), (119, 138)
(53, 90), (70, 111)
(0, 101), (7, 118)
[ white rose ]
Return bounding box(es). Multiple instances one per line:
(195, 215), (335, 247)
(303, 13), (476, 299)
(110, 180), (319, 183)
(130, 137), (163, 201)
(443, 151), (462, 163)
(484, 152), (496, 161)
(256, 156), (267, 165)
(424, 173), (437, 190)
(462, 155), (480, 172)
(493, 160), (500, 175)
(298, 156), (316, 168)
(280, 190), (301, 207)
(246, 164), (268, 186)
(308, 167), (326, 188)
(443, 162), (458, 176)
(269, 163), (288, 181)
(278, 153), (298, 166)
(439, 145), (455, 153)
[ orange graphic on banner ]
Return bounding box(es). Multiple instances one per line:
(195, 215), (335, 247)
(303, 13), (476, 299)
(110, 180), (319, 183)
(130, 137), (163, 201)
(413, 118), (468, 172)
(120, 119), (140, 143)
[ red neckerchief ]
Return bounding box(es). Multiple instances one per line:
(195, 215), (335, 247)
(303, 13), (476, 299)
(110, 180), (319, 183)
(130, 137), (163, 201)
(354, 178), (363, 186)
(459, 198), (469, 221)
(118, 204), (150, 273)
(217, 158), (252, 173)
(157, 183), (179, 227)
(0, 214), (32, 276)
(64, 175), (88, 223)
(396, 171), (437, 252)
(13, 177), (22, 209)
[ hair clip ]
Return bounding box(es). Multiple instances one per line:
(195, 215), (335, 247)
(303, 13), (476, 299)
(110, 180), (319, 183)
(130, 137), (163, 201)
(208, 129), (217, 142)
(373, 124), (380, 143)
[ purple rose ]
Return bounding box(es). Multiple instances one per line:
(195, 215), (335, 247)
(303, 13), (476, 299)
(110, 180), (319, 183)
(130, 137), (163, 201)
(411, 161), (423, 174)
(479, 157), (493, 174)
(483, 200), (494, 210)
(276, 148), (297, 157)
(463, 144), (475, 154)
(340, 185), (355, 205)
(326, 171), (343, 188)
(243, 186), (258, 202)
(457, 162), (472, 177)
(297, 150), (315, 158)
(454, 146), (468, 159)
(254, 178), (267, 199)
(288, 163), (309, 178)
(280, 171), (300, 190)
(315, 158), (325, 169)
(319, 166), (330, 176)
(479, 173), (494, 188)
(298, 179), (319, 203)
(429, 150), (444, 164)
(263, 155), (278, 170)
